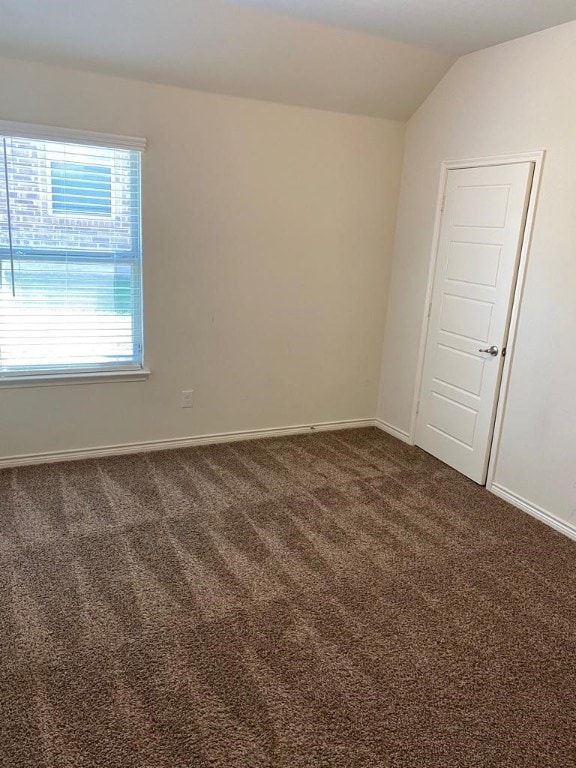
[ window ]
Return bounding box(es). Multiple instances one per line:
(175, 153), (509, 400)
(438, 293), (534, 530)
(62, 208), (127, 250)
(0, 124), (145, 380)
(51, 161), (113, 217)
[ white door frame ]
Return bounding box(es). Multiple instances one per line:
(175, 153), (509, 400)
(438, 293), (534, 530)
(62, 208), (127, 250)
(409, 150), (546, 490)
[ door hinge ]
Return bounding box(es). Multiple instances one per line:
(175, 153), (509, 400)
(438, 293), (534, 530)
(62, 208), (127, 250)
(416, 400), (421, 415)
(440, 194), (446, 213)
(427, 301), (432, 319)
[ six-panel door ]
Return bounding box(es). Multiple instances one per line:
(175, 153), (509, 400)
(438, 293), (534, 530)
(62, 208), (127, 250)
(415, 163), (534, 484)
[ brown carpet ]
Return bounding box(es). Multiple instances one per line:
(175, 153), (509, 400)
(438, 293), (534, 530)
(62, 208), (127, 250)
(1, 427), (575, 767)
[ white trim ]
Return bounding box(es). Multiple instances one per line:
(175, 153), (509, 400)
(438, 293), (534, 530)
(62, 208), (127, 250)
(441, 151), (545, 170)
(0, 369), (151, 389)
(485, 152), (545, 487)
(374, 419), (413, 444)
(491, 483), (576, 543)
(0, 119), (146, 151)
(410, 151), (545, 473)
(0, 418), (375, 469)
(409, 162), (449, 442)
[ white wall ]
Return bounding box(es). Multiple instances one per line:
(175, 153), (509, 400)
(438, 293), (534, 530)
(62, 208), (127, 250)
(377, 21), (576, 528)
(0, 55), (404, 459)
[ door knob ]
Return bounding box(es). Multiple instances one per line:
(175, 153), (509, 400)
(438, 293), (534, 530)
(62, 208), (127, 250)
(479, 345), (499, 356)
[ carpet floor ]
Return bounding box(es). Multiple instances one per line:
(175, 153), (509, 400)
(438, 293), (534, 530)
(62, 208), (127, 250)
(0, 427), (575, 767)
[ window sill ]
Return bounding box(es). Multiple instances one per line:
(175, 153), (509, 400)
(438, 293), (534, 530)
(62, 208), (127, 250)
(0, 369), (151, 389)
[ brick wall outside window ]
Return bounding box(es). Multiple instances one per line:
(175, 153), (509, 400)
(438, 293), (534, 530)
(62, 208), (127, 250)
(0, 139), (134, 254)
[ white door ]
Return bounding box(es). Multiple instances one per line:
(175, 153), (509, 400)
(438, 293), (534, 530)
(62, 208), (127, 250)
(415, 162), (534, 484)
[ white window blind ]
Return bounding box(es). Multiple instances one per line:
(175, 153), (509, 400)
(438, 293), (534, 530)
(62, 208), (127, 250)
(0, 126), (144, 379)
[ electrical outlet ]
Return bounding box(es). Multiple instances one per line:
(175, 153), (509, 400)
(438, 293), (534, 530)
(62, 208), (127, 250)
(181, 390), (194, 408)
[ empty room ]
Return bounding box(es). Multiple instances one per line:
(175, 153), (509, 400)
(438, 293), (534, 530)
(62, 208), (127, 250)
(1, 1), (575, 766)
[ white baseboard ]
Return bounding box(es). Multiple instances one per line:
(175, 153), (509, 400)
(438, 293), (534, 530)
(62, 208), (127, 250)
(0, 418), (376, 470)
(490, 483), (576, 543)
(374, 419), (413, 445)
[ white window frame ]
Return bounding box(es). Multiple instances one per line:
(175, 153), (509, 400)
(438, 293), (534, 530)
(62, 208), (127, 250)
(0, 120), (150, 388)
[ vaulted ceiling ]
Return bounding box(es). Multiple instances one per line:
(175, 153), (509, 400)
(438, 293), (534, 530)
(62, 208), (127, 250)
(0, 0), (573, 120)
(234, 0), (576, 54)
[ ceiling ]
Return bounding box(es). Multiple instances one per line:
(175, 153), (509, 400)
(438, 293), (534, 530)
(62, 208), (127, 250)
(234, 0), (576, 54)
(0, 0), (573, 121)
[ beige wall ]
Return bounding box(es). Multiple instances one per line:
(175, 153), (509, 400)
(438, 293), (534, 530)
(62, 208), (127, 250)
(377, 21), (576, 527)
(0, 55), (405, 459)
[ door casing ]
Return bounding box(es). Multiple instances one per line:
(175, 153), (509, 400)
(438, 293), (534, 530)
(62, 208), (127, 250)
(409, 150), (545, 490)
